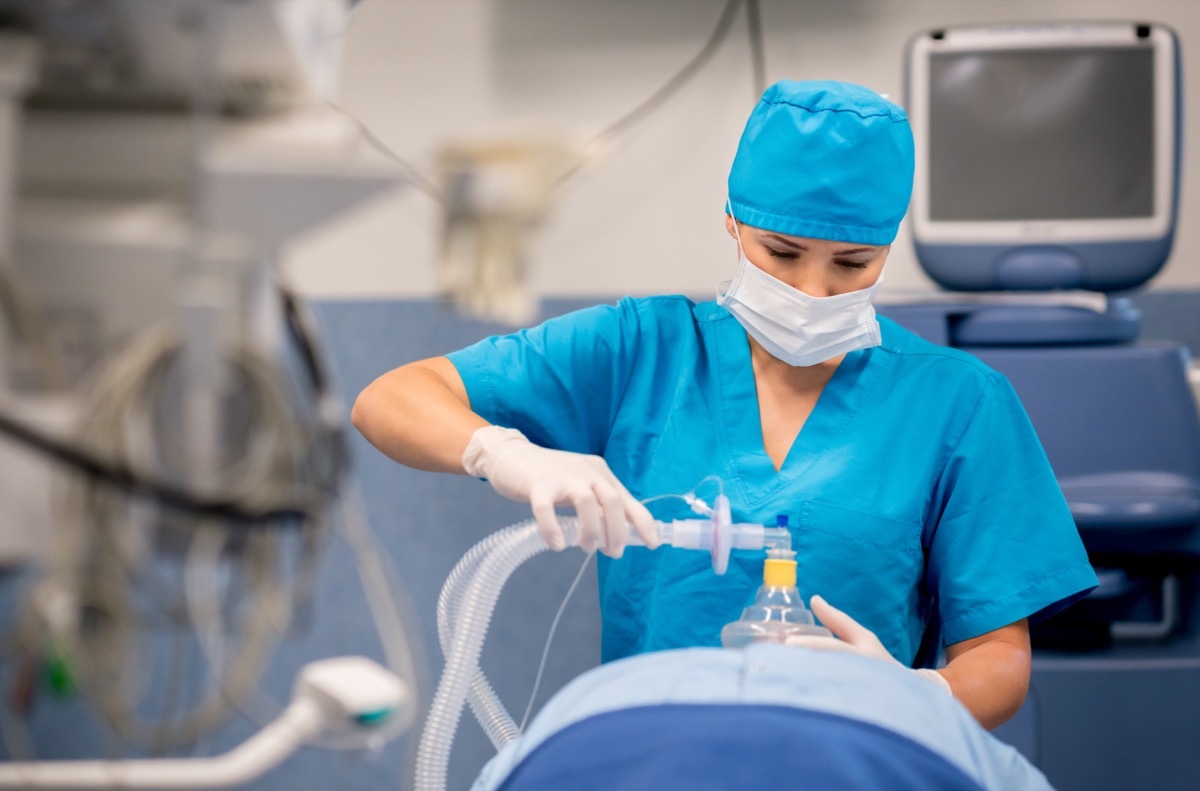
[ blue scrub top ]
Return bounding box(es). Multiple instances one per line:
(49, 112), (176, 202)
(447, 297), (1097, 665)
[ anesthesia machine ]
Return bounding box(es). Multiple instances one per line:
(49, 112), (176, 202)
(882, 20), (1200, 791)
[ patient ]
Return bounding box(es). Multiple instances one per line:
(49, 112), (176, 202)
(472, 641), (1052, 791)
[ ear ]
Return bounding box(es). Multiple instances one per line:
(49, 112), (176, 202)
(724, 213), (738, 239)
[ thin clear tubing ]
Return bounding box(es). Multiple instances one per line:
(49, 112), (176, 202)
(418, 515), (791, 791)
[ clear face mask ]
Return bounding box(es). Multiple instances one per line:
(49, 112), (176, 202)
(717, 205), (884, 366)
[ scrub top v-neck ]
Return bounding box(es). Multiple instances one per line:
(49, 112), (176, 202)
(713, 312), (882, 506)
(447, 296), (1097, 665)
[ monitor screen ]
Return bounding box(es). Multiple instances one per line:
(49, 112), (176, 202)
(928, 48), (1154, 222)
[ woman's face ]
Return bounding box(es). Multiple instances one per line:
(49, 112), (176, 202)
(725, 216), (889, 298)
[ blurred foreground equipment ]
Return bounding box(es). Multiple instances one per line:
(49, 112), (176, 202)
(0, 1), (421, 786)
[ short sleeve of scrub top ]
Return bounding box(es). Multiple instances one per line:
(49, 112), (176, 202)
(446, 298), (644, 455)
(447, 297), (1097, 666)
(925, 372), (1095, 645)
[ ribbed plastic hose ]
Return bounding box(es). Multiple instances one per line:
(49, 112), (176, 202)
(415, 520), (575, 791)
(435, 526), (524, 748)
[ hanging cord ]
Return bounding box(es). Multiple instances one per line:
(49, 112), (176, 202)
(0, 396), (321, 524)
(745, 0), (767, 100)
(591, 0), (745, 144)
(553, 0), (747, 188)
(0, 280), (343, 530)
(326, 100), (445, 203)
(513, 475), (726, 731)
(171, 281), (425, 753)
(33, 320), (329, 750)
(183, 485), (425, 752)
(331, 0), (750, 198)
(517, 550), (595, 733)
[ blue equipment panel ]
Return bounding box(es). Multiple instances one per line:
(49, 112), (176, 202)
(882, 301), (1200, 791)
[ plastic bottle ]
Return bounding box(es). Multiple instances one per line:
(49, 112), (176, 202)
(720, 548), (832, 648)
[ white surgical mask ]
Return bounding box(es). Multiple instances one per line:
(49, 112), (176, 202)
(717, 210), (883, 367)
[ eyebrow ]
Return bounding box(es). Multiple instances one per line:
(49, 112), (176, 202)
(762, 233), (877, 256)
(764, 233), (806, 250)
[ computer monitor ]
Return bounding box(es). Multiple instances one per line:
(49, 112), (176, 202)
(905, 22), (1180, 293)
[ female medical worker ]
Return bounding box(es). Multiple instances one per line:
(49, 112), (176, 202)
(352, 80), (1098, 730)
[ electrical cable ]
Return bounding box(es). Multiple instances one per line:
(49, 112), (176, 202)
(746, 0), (767, 100)
(325, 485), (426, 748)
(326, 101), (445, 203)
(552, 0), (746, 188)
(31, 312), (332, 750)
(0, 0), (766, 766)
(278, 287), (330, 395)
(0, 0), (375, 764)
(49, 525), (285, 751)
(328, 0), (749, 200)
(592, 0), (744, 143)
(278, 284), (349, 492)
(0, 404), (321, 525)
(0, 173), (339, 534)
(184, 483), (425, 753)
(82, 0), (350, 743)
(183, 526), (293, 742)
(0, 283), (345, 528)
(183, 281), (421, 752)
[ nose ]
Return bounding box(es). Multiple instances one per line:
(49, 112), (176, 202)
(784, 272), (832, 298)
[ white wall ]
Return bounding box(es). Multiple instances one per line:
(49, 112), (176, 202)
(285, 0), (1200, 302)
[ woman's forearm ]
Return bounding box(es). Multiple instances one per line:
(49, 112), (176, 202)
(940, 619), (1031, 730)
(351, 356), (489, 474)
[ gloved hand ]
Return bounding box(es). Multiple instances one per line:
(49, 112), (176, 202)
(462, 425), (660, 557)
(786, 595), (953, 696)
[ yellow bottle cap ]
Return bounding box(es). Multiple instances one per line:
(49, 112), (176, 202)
(763, 557), (796, 588)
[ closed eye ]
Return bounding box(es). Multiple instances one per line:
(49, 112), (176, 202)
(835, 259), (870, 269)
(766, 247), (799, 260)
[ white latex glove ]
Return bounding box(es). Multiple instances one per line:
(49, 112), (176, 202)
(786, 595), (953, 696)
(462, 426), (660, 557)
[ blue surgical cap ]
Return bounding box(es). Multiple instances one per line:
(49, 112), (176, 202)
(727, 80), (915, 245)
